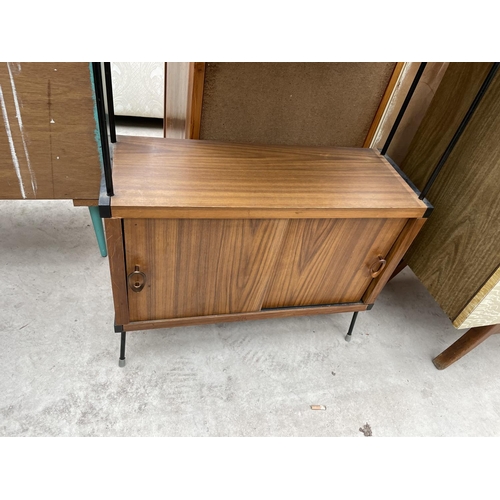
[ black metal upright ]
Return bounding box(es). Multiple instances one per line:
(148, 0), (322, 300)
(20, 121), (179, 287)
(119, 332), (126, 367)
(345, 312), (359, 342)
(419, 62), (500, 200)
(92, 62), (114, 196)
(103, 62), (117, 144)
(92, 62), (123, 365)
(381, 62), (427, 156)
(344, 63), (432, 343)
(376, 62), (433, 214)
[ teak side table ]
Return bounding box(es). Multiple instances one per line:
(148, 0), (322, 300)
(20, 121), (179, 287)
(102, 136), (430, 366)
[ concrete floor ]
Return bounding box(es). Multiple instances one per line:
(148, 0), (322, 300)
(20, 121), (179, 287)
(2, 198), (500, 437)
(2, 118), (499, 437)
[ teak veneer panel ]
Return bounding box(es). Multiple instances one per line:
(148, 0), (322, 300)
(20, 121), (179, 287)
(111, 136), (427, 219)
(403, 63), (500, 322)
(0, 62), (101, 200)
(263, 218), (406, 308)
(124, 219), (289, 322)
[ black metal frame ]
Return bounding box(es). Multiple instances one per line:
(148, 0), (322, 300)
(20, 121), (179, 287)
(380, 61), (500, 203)
(381, 63), (427, 157)
(419, 62), (500, 200)
(378, 62), (433, 217)
(345, 312), (358, 342)
(103, 62), (117, 144)
(383, 155), (433, 218)
(98, 175), (111, 218)
(119, 332), (126, 367)
(92, 62), (114, 197)
(92, 62), (116, 220)
(92, 62), (125, 366)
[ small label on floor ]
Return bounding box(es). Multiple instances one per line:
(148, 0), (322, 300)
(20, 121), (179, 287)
(310, 405), (326, 410)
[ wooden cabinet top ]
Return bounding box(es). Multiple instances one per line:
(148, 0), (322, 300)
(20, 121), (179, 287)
(110, 136), (427, 219)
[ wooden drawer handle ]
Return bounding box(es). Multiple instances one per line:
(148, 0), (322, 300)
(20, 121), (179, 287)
(370, 257), (387, 278)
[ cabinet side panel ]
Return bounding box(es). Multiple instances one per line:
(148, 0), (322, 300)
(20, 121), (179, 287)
(125, 219), (289, 322)
(105, 218), (129, 326)
(263, 218), (406, 309)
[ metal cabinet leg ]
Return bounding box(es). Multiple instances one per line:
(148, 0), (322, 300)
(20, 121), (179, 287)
(119, 331), (127, 367)
(345, 312), (359, 342)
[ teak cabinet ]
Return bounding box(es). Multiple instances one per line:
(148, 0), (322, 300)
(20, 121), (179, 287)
(104, 136), (429, 364)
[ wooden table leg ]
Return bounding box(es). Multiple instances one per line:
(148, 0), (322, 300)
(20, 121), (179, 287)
(433, 323), (500, 370)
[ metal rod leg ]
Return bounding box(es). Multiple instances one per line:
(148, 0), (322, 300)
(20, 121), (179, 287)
(345, 312), (359, 342)
(119, 331), (126, 367)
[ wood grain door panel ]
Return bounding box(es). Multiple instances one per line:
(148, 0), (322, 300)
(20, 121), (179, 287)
(262, 218), (407, 308)
(124, 219), (288, 321)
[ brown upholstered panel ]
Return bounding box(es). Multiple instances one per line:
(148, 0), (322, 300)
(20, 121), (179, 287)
(200, 63), (396, 147)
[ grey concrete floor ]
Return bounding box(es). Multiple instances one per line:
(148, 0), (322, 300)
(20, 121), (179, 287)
(1, 198), (500, 437)
(2, 117), (500, 436)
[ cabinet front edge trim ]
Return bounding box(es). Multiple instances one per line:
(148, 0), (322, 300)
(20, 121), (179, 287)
(111, 207), (427, 219)
(121, 302), (369, 331)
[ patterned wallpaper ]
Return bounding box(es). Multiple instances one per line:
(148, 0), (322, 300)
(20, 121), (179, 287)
(111, 62), (164, 119)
